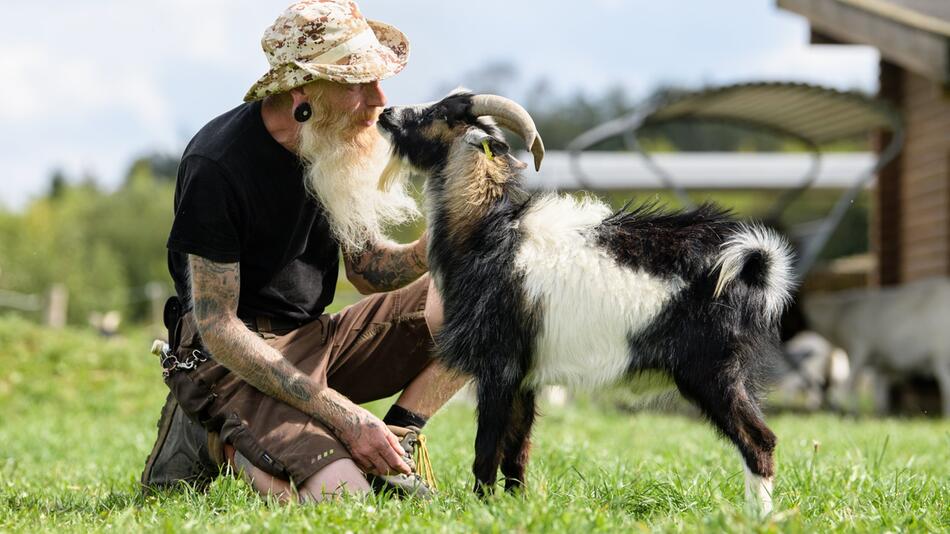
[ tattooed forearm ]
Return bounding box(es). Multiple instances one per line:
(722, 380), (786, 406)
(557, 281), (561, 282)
(345, 236), (428, 293)
(313, 388), (363, 437)
(270, 365), (311, 402)
(187, 254), (359, 434)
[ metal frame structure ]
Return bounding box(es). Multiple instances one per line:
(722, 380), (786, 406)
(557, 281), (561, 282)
(566, 82), (903, 278)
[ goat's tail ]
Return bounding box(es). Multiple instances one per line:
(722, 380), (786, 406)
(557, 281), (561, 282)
(713, 224), (795, 323)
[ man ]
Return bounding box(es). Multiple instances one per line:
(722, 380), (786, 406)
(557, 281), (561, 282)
(141, 0), (468, 502)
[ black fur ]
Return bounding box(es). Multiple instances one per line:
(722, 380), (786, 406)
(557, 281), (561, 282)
(595, 201), (780, 477)
(596, 201), (737, 280)
(379, 91), (790, 497)
(378, 91), (500, 172)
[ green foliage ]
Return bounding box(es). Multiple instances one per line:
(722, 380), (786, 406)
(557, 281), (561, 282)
(0, 160), (175, 325)
(1, 317), (948, 532)
(527, 87), (632, 152)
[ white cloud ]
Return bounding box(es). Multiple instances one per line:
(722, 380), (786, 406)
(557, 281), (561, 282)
(0, 51), (44, 120)
(0, 0), (884, 212)
(0, 44), (175, 143)
(726, 32), (879, 92)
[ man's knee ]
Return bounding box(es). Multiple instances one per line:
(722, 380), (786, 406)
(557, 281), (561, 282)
(229, 445), (295, 504)
(298, 458), (371, 503)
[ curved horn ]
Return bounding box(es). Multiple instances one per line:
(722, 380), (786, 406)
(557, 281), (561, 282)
(470, 94), (545, 171)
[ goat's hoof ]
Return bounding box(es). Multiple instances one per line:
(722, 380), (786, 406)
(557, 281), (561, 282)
(503, 478), (525, 494)
(472, 480), (495, 498)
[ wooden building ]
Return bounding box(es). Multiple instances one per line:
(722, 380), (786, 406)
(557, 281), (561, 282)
(778, 0), (950, 286)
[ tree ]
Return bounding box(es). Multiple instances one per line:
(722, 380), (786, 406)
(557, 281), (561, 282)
(47, 169), (67, 200)
(124, 152), (180, 184)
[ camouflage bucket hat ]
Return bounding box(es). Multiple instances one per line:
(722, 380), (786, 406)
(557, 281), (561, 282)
(244, 0), (409, 102)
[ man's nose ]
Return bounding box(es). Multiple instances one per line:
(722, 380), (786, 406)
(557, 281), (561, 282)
(364, 81), (386, 107)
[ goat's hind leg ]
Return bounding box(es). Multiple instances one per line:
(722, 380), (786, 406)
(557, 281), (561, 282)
(472, 380), (517, 497)
(500, 390), (537, 492)
(677, 371), (777, 514)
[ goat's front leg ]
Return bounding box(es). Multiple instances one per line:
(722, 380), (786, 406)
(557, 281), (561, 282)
(472, 380), (517, 497)
(500, 390), (537, 492)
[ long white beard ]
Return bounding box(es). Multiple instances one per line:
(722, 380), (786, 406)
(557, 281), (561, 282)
(299, 122), (418, 253)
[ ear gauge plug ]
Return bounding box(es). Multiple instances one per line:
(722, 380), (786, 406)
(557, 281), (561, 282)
(294, 102), (312, 123)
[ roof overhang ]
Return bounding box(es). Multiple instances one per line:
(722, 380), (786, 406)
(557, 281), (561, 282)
(568, 82), (901, 153)
(777, 0), (950, 84)
(566, 81), (904, 278)
(641, 82), (899, 145)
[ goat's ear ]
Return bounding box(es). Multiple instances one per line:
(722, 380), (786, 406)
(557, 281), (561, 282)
(485, 137), (510, 157)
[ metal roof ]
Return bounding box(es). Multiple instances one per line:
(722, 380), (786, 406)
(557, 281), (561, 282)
(565, 81), (904, 279)
(641, 82), (900, 146)
(567, 82), (901, 199)
(567, 83), (900, 163)
(521, 151), (875, 191)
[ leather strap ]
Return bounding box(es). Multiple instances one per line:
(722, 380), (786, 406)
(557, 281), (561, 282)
(240, 315), (304, 334)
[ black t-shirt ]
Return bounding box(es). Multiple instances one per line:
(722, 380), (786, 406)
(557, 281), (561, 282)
(167, 100), (339, 324)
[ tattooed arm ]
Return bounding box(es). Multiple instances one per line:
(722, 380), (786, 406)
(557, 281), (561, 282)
(188, 254), (410, 476)
(344, 233), (428, 294)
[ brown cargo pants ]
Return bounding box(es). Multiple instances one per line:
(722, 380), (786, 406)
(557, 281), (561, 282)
(165, 275), (435, 486)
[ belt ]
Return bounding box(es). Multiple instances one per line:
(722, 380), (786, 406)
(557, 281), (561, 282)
(240, 315), (306, 334)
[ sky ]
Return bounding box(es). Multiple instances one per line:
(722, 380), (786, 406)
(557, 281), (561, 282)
(0, 0), (879, 211)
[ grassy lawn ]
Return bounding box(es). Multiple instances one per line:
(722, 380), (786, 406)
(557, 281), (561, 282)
(1, 314), (948, 533)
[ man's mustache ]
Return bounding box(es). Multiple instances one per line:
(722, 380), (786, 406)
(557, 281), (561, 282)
(358, 108), (382, 123)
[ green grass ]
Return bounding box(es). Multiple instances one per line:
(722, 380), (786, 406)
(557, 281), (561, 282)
(1, 314), (948, 533)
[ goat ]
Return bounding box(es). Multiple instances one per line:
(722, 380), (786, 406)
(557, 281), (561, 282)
(799, 278), (950, 416)
(377, 91), (795, 513)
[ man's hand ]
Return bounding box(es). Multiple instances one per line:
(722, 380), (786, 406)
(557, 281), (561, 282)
(337, 405), (411, 476)
(188, 254), (410, 476)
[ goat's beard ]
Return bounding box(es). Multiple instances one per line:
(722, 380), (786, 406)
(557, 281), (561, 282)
(297, 101), (418, 253)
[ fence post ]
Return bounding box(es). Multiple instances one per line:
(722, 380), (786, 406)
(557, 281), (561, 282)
(45, 283), (68, 328)
(145, 281), (167, 337)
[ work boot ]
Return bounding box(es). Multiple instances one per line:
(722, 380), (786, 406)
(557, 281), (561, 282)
(367, 425), (435, 499)
(140, 391), (224, 493)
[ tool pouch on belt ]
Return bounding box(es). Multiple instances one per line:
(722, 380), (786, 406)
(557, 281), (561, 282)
(161, 297), (227, 432)
(158, 298), (292, 479)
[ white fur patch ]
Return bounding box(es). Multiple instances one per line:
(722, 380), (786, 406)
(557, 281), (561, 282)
(714, 224), (794, 322)
(515, 194), (683, 389)
(744, 463), (774, 515)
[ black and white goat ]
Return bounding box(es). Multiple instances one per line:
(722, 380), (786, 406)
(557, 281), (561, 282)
(377, 91), (795, 513)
